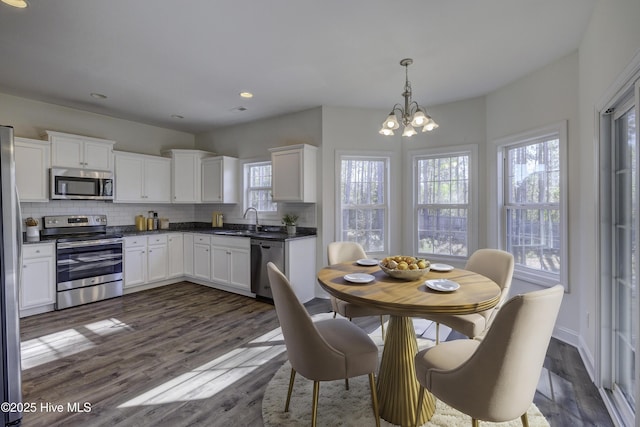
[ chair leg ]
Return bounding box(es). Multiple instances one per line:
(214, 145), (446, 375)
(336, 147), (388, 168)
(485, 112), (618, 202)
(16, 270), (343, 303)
(333, 312), (337, 318)
(380, 315), (386, 341)
(368, 373), (380, 427)
(345, 378), (349, 390)
(415, 386), (425, 427)
(472, 418), (479, 427)
(311, 381), (320, 427)
(435, 322), (440, 345)
(284, 368), (296, 412)
(521, 413), (529, 427)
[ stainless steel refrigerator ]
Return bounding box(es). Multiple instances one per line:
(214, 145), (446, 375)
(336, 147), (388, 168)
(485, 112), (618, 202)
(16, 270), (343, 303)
(0, 125), (22, 426)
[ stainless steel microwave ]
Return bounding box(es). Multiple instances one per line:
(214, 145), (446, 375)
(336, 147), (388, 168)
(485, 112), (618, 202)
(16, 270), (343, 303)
(50, 167), (114, 200)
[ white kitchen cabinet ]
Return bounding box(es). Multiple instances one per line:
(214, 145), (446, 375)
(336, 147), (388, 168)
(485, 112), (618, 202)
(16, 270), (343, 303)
(193, 234), (211, 280)
(15, 137), (50, 202)
(163, 149), (215, 203)
(124, 234), (170, 287)
(210, 236), (250, 292)
(285, 237), (317, 303)
(183, 233), (194, 277)
(147, 235), (168, 282)
(269, 144), (318, 202)
(124, 237), (147, 288)
(45, 130), (115, 171)
(114, 151), (171, 203)
(202, 156), (238, 203)
(167, 233), (184, 278)
(20, 242), (55, 316)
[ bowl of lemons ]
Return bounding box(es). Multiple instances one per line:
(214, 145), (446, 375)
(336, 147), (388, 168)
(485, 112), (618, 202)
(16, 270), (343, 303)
(379, 256), (430, 280)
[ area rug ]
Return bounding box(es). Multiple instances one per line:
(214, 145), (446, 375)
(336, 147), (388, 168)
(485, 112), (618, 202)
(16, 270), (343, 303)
(262, 314), (549, 427)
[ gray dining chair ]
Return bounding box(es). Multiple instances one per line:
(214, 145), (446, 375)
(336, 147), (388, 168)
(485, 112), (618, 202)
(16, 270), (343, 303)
(425, 248), (514, 343)
(327, 241), (387, 340)
(267, 262), (380, 427)
(414, 284), (564, 427)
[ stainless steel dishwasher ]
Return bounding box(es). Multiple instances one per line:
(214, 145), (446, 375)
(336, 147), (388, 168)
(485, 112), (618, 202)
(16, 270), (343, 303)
(251, 239), (284, 300)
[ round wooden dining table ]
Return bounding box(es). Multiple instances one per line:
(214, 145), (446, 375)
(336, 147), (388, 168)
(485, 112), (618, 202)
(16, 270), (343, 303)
(317, 261), (501, 427)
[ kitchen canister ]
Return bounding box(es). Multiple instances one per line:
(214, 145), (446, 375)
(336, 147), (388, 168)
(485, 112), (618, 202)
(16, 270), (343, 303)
(135, 215), (147, 231)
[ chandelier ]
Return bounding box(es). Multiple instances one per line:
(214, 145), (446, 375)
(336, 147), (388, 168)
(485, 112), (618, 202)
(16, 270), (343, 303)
(379, 58), (438, 137)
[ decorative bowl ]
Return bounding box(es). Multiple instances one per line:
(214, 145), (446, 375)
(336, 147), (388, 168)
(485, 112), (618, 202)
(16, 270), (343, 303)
(379, 256), (430, 281)
(379, 264), (430, 280)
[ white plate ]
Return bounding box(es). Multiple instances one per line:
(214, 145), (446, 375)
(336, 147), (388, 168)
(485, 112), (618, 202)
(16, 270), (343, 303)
(356, 258), (378, 266)
(344, 273), (375, 284)
(430, 263), (454, 272)
(425, 279), (460, 292)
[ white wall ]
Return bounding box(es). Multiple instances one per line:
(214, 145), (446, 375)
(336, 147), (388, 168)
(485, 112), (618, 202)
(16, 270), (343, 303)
(0, 92), (194, 155)
(485, 52), (580, 345)
(577, 0), (640, 379)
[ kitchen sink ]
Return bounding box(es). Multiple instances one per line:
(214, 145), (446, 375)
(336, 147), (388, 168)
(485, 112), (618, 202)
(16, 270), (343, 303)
(213, 230), (253, 236)
(251, 232), (290, 239)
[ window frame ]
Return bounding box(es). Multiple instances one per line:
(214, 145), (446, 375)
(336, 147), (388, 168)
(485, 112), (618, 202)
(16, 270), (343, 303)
(242, 159), (278, 220)
(496, 121), (568, 288)
(409, 145), (478, 262)
(335, 151), (391, 255)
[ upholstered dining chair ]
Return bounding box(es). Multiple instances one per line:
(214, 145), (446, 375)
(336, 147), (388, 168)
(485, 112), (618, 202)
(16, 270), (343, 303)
(266, 262), (380, 427)
(327, 241), (387, 339)
(425, 248), (514, 343)
(414, 284), (564, 427)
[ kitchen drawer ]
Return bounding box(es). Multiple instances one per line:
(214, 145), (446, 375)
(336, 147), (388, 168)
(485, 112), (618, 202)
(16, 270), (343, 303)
(194, 234), (210, 245)
(23, 243), (54, 258)
(125, 236), (146, 248)
(147, 234), (168, 245)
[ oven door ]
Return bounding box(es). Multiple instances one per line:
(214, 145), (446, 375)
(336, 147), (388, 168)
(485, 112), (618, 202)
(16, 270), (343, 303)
(57, 239), (123, 290)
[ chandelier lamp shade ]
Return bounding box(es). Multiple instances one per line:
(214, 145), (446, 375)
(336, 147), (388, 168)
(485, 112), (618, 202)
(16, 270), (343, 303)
(379, 58), (439, 137)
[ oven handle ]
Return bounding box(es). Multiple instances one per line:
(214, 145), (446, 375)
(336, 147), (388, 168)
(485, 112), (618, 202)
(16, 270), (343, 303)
(57, 238), (123, 249)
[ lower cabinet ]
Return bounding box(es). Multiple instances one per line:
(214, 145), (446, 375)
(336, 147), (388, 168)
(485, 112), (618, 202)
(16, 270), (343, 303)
(124, 235), (170, 288)
(211, 236), (250, 293)
(193, 234), (211, 280)
(20, 242), (56, 317)
(167, 233), (184, 278)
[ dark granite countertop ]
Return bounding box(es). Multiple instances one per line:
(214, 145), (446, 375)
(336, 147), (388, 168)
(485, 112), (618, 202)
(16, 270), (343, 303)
(24, 222), (316, 244)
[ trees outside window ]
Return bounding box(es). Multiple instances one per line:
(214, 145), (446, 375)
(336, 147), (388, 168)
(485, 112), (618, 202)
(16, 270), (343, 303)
(338, 156), (389, 254)
(498, 121), (567, 286)
(245, 161), (276, 213)
(414, 152), (471, 257)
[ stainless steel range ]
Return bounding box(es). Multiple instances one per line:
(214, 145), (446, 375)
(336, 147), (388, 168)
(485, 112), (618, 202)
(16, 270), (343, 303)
(42, 215), (123, 310)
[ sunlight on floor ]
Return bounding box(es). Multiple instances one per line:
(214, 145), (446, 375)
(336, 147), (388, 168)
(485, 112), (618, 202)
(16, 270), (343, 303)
(21, 318), (132, 369)
(118, 326), (288, 407)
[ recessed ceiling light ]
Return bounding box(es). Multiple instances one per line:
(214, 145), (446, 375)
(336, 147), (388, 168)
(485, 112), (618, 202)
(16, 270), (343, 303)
(1, 0), (28, 8)
(239, 92), (253, 99)
(90, 92), (107, 99)
(171, 114), (184, 119)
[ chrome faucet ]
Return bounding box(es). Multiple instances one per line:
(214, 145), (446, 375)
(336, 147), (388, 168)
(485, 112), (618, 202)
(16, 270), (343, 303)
(243, 207), (260, 231)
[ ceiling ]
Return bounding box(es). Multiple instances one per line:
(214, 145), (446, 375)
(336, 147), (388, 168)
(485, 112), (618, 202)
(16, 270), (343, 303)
(0, 0), (596, 134)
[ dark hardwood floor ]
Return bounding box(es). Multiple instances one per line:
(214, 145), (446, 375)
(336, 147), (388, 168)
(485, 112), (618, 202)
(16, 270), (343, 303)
(19, 282), (612, 426)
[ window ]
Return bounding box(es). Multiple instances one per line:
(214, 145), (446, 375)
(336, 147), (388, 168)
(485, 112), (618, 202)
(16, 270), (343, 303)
(499, 122), (567, 286)
(413, 148), (475, 258)
(338, 155), (389, 254)
(244, 161), (276, 213)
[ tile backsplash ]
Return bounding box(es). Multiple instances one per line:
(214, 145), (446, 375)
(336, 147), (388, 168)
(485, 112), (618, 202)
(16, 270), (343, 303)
(20, 201), (195, 228)
(20, 200), (317, 229)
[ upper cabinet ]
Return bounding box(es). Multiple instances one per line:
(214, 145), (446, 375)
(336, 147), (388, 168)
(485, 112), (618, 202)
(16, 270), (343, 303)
(202, 156), (238, 204)
(114, 151), (171, 203)
(269, 144), (317, 202)
(15, 137), (50, 202)
(163, 149), (215, 203)
(45, 130), (115, 171)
